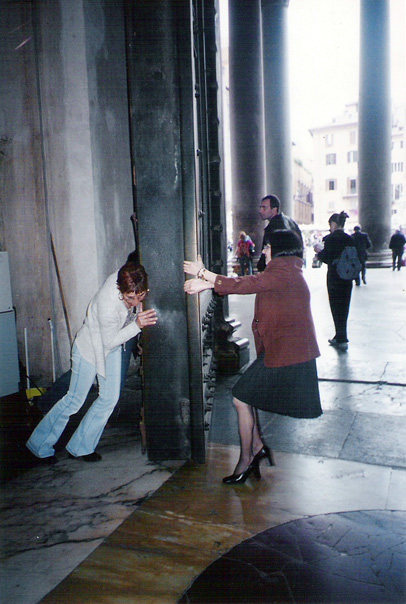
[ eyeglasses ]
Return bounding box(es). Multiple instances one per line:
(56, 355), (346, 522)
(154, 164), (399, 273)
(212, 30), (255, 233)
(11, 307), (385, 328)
(123, 289), (149, 302)
(136, 289), (149, 300)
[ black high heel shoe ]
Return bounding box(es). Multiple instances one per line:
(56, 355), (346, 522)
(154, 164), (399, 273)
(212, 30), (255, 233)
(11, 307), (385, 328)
(253, 444), (274, 466)
(223, 459), (261, 485)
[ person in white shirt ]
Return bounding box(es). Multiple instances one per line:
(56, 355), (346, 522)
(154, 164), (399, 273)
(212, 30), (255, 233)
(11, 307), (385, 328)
(26, 262), (157, 463)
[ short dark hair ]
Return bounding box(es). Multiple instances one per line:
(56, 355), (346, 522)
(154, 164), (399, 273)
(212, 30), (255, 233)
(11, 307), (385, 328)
(117, 262), (148, 295)
(329, 211), (349, 228)
(261, 194), (280, 211)
(354, 225), (361, 231)
(268, 229), (302, 258)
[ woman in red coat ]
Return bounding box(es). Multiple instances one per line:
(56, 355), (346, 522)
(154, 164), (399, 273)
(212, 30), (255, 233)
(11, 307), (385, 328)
(184, 230), (322, 485)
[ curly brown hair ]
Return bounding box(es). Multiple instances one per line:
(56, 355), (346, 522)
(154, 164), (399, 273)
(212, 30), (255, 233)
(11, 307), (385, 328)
(117, 262), (148, 295)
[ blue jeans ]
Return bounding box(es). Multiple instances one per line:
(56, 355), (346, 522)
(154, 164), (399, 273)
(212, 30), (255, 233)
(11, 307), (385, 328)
(26, 343), (122, 458)
(120, 335), (140, 392)
(238, 256), (253, 275)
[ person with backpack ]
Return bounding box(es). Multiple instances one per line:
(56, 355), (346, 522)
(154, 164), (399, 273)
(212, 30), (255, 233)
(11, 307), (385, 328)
(236, 231), (254, 275)
(314, 211), (356, 351)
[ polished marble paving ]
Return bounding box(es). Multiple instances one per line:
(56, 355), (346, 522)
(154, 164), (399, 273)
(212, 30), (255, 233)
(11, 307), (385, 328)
(38, 443), (406, 603)
(1, 267), (406, 603)
(0, 422), (183, 604)
(180, 510), (406, 603)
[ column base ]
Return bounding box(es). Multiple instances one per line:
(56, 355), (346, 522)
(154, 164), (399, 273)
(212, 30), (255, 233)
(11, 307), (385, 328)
(366, 250), (392, 268)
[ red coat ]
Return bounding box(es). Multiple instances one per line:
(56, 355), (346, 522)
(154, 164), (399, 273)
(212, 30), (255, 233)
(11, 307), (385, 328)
(214, 256), (320, 368)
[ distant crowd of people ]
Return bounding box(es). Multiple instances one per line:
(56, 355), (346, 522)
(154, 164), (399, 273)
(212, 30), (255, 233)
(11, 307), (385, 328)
(232, 197), (405, 357)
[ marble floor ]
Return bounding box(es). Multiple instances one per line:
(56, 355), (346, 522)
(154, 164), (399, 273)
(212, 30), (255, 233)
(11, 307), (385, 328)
(1, 266), (406, 603)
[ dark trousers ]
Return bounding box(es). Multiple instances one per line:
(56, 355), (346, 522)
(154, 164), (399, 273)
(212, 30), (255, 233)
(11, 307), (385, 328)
(238, 256), (253, 275)
(327, 274), (353, 343)
(392, 249), (403, 270)
(355, 261), (367, 285)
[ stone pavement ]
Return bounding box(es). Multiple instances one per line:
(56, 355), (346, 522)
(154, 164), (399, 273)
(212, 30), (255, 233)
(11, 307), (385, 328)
(1, 265), (405, 603)
(211, 265), (406, 470)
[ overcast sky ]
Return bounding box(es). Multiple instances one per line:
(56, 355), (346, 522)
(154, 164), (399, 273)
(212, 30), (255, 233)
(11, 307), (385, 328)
(288, 0), (406, 154)
(219, 0), (405, 187)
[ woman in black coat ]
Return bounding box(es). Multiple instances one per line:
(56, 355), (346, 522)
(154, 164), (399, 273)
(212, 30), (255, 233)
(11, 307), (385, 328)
(315, 211), (355, 351)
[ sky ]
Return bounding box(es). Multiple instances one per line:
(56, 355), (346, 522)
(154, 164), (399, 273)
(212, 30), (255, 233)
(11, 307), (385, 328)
(218, 0), (405, 223)
(288, 0), (360, 153)
(288, 0), (406, 155)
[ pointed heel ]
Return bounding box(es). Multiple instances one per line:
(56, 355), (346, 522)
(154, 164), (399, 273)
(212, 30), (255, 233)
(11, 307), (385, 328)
(252, 461), (261, 480)
(254, 445), (275, 467)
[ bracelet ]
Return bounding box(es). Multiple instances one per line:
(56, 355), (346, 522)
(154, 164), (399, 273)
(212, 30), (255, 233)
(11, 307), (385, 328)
(197, 267), (207, 281)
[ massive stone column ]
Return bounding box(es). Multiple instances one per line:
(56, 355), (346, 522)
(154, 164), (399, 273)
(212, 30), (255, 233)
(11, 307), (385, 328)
(229, 0), (266, 254)
(261, 0), (292, 216)
(358, 0), (392, 262)
(126, 0), (196, 461)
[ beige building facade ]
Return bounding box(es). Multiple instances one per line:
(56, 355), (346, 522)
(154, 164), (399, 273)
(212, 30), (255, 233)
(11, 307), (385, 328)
(310, 102), (406, 231)
(292, 148), (314, 225)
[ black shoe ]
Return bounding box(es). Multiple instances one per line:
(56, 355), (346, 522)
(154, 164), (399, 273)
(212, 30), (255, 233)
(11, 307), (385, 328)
(39, 455), (57, 465)
(253, 444), (274, 466)
(68, 451), (102, 462)
(223, 459), (261, 484)
(82, 452), (102, 462)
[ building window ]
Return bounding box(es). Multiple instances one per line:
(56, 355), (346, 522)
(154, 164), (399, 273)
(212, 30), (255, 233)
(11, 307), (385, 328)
(348, 178), (357, 194)
(327, 179), (336, 191)
(326, 153), (336, 165)
(394, 184), (403, 200)
(325, 133), (334, 147)
(392, 162), (404, 172)
(347, 150), (358, 163)
(401, 141), (404, 149)
(350, 130), (356, 144)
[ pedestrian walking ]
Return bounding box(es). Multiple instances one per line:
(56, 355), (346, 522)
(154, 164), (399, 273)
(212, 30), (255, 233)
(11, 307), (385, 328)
(351, 225), (372, 285)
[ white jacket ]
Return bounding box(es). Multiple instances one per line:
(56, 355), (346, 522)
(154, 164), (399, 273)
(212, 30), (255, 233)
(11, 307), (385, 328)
(75, 272), (141, 378)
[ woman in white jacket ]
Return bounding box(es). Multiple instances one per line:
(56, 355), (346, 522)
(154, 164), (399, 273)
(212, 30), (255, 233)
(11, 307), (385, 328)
(26, 262), (157, 463)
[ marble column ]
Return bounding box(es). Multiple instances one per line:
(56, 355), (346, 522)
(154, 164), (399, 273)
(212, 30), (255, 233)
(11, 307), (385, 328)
(358, 0), (392, 263)
(228, 0), (266, 254)
(126, 0), (194, 460)
(261, 0), (292, 216)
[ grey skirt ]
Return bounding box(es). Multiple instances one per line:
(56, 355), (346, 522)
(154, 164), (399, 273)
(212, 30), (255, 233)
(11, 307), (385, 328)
(231, 354), (322, 418)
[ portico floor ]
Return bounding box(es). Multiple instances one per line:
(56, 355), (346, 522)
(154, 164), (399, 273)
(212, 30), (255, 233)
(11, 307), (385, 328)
(1, 265), (406, 603)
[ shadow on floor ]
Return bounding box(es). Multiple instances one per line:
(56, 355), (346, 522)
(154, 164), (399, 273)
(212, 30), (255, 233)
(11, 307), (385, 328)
(0, 373), (142, 483)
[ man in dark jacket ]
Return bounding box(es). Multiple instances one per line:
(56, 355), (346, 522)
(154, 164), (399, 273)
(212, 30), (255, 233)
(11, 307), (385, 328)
(351, 225), (372, 285)
(389, 229), (406, 271)
(257, 195), (303, 271)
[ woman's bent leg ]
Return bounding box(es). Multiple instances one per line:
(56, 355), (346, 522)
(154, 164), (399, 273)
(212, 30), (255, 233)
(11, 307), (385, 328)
(233, 397), (262, 474)
(66, 347), (122, 457)
(26, 345), (96, 458)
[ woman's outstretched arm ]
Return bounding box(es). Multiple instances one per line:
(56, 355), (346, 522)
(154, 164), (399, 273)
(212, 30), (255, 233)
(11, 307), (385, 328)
(184, 255), (216, 295)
